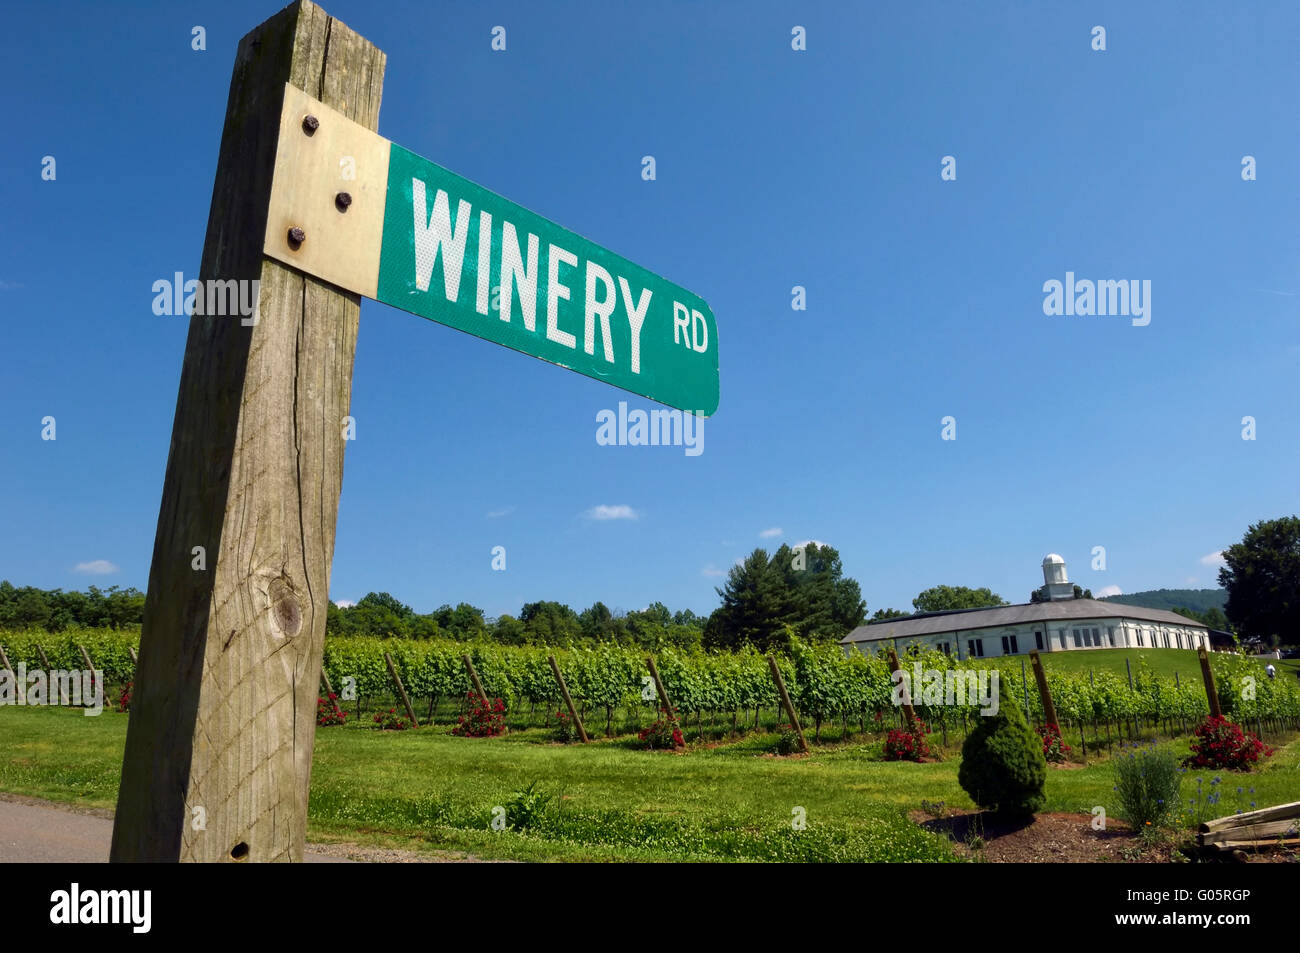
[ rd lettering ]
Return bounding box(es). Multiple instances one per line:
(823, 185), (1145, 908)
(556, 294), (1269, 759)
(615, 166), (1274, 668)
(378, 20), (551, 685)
(672, 302), (709, 353)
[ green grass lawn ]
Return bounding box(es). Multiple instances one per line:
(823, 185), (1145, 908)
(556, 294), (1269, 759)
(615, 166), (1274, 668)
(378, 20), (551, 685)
(2, 705), (1297, 862)
(1032, 647), (1255, 680)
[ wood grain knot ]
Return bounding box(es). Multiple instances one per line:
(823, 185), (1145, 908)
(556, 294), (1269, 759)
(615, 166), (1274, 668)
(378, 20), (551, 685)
(269, 577), (303, 639)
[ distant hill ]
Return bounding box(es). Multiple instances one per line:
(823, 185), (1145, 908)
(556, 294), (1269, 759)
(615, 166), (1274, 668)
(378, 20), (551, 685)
(1099, 588), (1226, 614)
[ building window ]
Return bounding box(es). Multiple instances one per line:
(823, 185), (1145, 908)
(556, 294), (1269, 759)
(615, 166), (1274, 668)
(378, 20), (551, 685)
(1108, 627), (1115, 647)
(1091, 627), (1100, 646)
(1035, 630), (1043, 651)
(1001, 635), (1019, 655)
(968, 638), (984, 658)
(939, 642), (951, 656)
(1072, 628), (1082, 648)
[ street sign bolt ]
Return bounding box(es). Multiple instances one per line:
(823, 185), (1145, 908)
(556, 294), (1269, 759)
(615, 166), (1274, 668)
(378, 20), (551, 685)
(335, 192), (352, 212)
(287, 226), (306, 247)
(302, 114), (319, 135)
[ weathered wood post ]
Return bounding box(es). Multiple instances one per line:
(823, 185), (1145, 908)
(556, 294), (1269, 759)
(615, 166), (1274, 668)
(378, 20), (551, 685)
(548, 655), (589, 743)
(767, 655), (809, 753)
(111, 1), (385, 862)
(384, 652), (419, 727)
(1198, 645), (1223, 718)
(0, 645), (14, 682)
(1028, 650), (1059, 731)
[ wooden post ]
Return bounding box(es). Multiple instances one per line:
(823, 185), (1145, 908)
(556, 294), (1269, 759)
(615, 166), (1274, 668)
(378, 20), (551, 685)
(1029, 650), (1059, 731)
(0, 644), (14, 681)
(76, 644), (100, 710)
(384, 653), (418, 728)
(645, 656), (675, 715)
(319, 665), (344, 719)
(548, 655), (589, 743)
(35, 644), (66, 705)
(766, 655), (809, 753)
(884, 648), (917, 727)
(127, 646), (138, 667)
(111, 1), (385, 863)
(462, 654), (489, 704)
(1198, 646), (1223, 718)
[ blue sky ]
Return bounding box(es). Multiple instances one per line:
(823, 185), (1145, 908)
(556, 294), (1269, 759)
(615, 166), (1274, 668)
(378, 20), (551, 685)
(3, 1), (1297, 619)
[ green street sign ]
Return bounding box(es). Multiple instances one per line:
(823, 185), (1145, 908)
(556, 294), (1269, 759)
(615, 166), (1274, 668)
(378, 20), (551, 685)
(265, 84), (719, 416)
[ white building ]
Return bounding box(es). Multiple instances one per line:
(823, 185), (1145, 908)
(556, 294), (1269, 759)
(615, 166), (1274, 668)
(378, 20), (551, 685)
(840, 554), (1211, 660)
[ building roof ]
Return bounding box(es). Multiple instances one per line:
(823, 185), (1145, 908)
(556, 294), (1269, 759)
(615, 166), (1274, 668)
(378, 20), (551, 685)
(840, 598), (1209, 645)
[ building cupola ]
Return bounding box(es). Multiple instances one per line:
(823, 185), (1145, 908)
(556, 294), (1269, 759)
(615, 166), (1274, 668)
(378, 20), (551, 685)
(1041, 554), (1074, 601)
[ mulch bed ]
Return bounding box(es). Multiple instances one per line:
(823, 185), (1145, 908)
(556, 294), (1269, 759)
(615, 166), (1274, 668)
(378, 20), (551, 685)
(910, 809), (1300, 863)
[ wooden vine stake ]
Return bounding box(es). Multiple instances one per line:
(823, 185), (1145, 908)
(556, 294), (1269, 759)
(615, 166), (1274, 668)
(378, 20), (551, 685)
(1028, 650), (1059, 731)
(319, 666), (344, 719)
(1198, 645), (1223, 718)
(384, 652), (419, 728)
(462, 654), (489, 704)
(0, 644), (14, 682)
(111, 1), (386, 862)
(767, 655), (809, 753)
(35, 644), (66, 705)
(884, 648), (917, 727)
(548, 655), (589, 743)
(644, 656), (675, 716)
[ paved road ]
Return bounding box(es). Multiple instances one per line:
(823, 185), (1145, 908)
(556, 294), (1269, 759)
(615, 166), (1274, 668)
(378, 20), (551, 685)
(0, 797), (352, 863)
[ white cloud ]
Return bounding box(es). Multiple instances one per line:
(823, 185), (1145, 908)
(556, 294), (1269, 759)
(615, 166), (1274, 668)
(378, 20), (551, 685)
(74, 560), (119, 575)
(1184, 575), (1199, 585)
(759, 527), (782, 538)
(486, 506), (515, 519)
(585, 504), (638, 521)
(701, 564), (725, 578)
(792, 539), (828, 550)
(334, 599), (356, 608)
(1095, 584), (1122, 598)
(0, 280), (21, 291)
(1199, 551), (1226, 568)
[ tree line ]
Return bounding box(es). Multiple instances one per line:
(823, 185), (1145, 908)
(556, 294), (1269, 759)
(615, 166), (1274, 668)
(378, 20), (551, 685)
(0, 581), (144, 631)
(3, 516), (1295, 648)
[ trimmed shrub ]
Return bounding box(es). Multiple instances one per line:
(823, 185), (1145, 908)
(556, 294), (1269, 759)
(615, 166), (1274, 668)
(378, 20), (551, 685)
(957, 684), (1047, 818)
